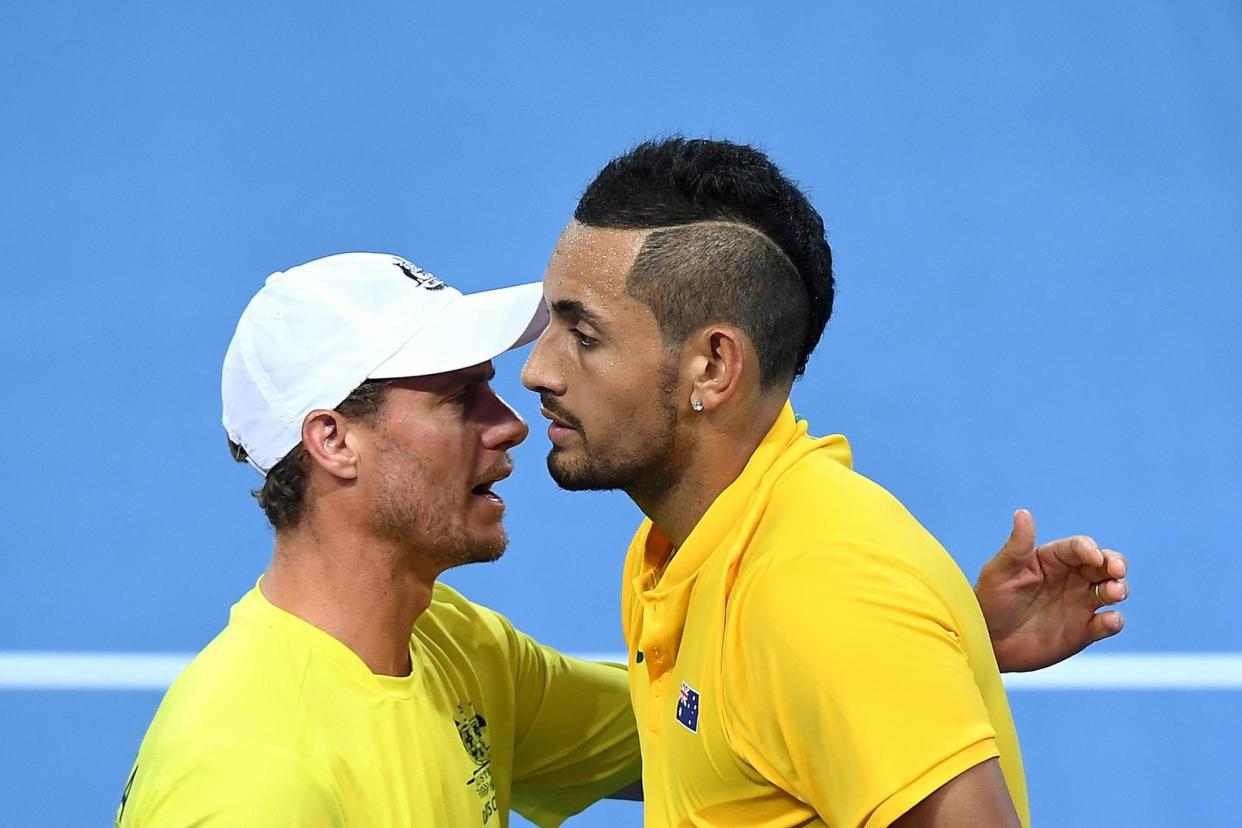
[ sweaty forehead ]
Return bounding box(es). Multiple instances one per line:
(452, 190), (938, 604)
(546, 222), (649, 298)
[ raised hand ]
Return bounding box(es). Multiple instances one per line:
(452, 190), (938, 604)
(975, 509), (1128, 673)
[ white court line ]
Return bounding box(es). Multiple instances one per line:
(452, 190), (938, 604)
(0, 653), (194, 691)
(999, 653), (1242, 690)
(1, 651), (1241, 692)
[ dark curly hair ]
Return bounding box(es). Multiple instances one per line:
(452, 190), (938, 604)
(227, 379), (392, 530)
(575, 137), (834, 384)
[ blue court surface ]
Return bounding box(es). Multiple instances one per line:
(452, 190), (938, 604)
(2, 3), (1239, 825)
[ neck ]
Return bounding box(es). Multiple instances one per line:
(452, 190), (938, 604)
(261, 513), (440, 677)
(630, 395), (785, 549)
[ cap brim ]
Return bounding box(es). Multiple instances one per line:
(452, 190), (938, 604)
(369, 281), (548, 379)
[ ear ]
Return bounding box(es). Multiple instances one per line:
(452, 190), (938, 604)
(300, 409), (362, 481)
(684, 325), (750, 413)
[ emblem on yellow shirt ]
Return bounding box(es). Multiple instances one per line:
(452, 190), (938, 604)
(455, 702), (498, 823)
(454, 702), (491, 766)
(676, 681), (701, 733)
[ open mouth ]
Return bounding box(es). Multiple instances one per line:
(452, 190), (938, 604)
(471, 464), (512, 504)
(470, 482), (502, 503)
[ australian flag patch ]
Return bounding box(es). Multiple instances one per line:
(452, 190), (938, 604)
(675, 681), (701, 733)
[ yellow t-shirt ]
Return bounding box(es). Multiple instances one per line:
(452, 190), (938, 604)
(117, 582), (640, 827)
(621, 403), (1029, 827)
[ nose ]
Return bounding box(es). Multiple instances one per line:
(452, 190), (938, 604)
(482, 390), (529, 452)
(520, 329), (564, 396)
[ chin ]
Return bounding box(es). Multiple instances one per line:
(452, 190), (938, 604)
(546, 455), (597, 491)
(468, 531), (508, 563)
(546, 450), (638, 493)
(456, 550), (503, 568)
(438, 540), (505, 571)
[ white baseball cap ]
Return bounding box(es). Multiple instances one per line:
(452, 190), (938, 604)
(222, 252), (548, 475)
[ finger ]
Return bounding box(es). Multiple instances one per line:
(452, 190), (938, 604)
(1102, 549), (1128, 580)
(1044, 534), (1104, 569)
(1096, 578), (1129, 605)
(993, 508), (1037, 574)
(1088, 610), (1125, 642)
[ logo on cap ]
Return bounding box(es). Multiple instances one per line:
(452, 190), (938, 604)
(393, 257), (446, 290)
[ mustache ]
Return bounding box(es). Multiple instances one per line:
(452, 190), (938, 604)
(539, 395), (583, 430)
(477, 456), (514, 486)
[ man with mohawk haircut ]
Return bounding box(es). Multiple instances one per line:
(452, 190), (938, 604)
(523, 137), (1128, 827)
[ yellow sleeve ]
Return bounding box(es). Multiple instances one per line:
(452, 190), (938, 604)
(723, 546), (1000, 828)
(118, 744), (343, 827)
(499, 620), (642, 828)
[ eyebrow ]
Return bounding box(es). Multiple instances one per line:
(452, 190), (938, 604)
(461, 364), (496, 384)
(550, 299), (605, 330)
(440, 363), (495, 396)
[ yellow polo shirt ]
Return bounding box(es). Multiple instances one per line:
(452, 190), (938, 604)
(621, 403), (1028, 827)
(117, 582), (640, 827)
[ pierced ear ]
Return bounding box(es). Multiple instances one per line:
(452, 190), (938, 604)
(687, 326), (748, 412)
(301, 410), (360, 481)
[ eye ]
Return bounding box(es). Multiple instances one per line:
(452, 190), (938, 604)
(446, 386), (473, 407)
(572, 329), (598, 349)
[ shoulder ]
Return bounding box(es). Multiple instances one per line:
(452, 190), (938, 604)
(766, 442), (921, 544)
(426, 581), (502, 625)
(122, 740), (341, 826)
(418, 582), (552, 684)
(420, 582), (515, 651)
(138, 611), (317, 761)
(126, 616), (343, 822)
(422, 584), (622, 684)
(744, 439), (967, 595)
(731, 455), (979, 638)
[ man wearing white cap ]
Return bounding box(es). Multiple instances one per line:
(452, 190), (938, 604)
(116, 253), (641, 827)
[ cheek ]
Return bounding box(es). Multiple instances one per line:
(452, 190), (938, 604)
(382, 426), (475, 495)
(589, 369), (665, 431)
(427, 436), (476, 489)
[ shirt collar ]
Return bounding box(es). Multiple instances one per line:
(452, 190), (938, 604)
(636, 400), (848, 595)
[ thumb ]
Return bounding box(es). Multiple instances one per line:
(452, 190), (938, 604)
(992, 508), (1037, 574)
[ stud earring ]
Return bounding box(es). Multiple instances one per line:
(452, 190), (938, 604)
(690, 399), (704, 412)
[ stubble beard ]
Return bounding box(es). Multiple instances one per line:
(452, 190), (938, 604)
(545, 366), (684, 501)
(371, 444), (508, 571)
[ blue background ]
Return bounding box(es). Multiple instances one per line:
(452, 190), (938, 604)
(2, 2), (1239, 825)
